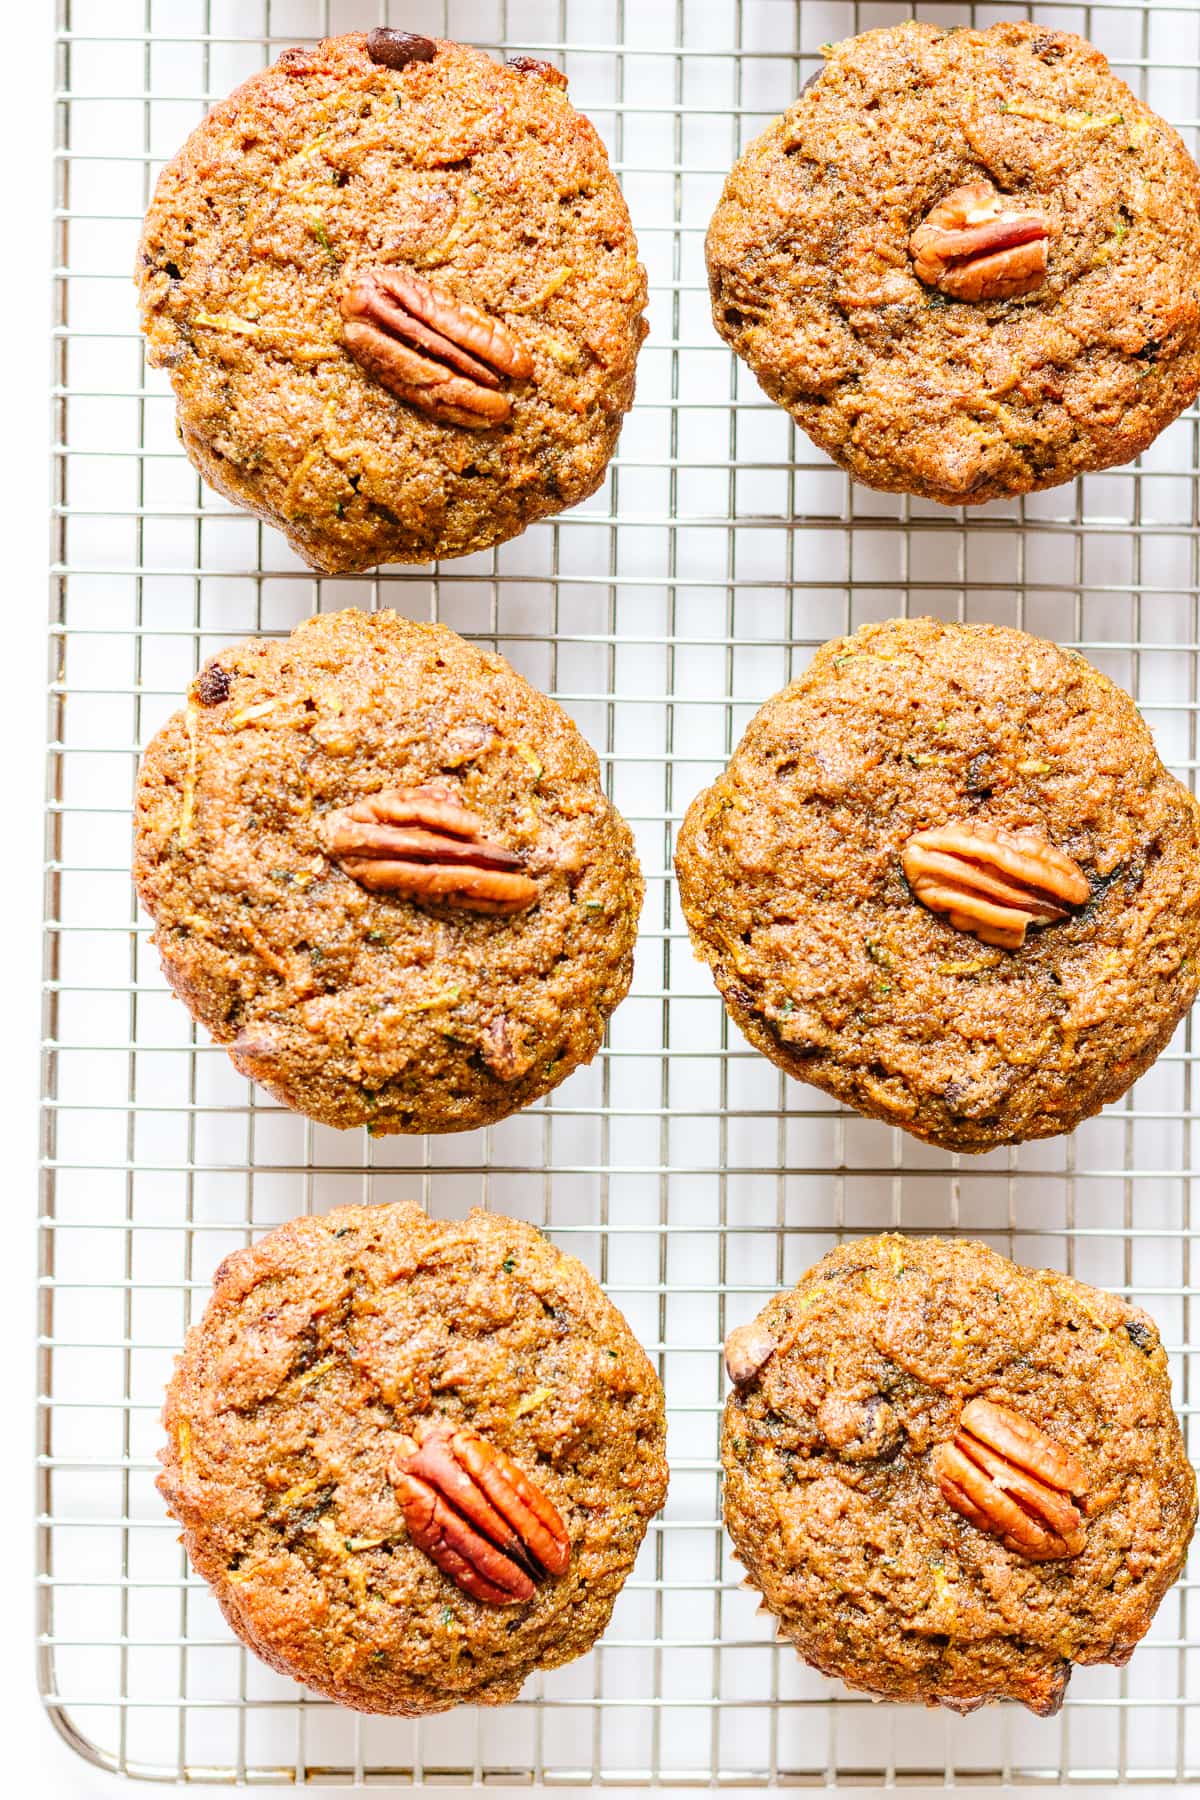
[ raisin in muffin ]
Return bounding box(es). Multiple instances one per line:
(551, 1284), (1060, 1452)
(159, 1203), (668, 1713)
(722, 1234), (1195, 1715)
(134, 608), (643, 1133)
(674, 616), (1200, 1152)
(706, 22), (1200, 504)
(137, 31), (646, 570)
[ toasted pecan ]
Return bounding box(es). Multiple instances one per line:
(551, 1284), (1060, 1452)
(911, 180), (1051, 302)
(322, 785), (539, 916)
(341, 267), (532, 427)
(391, 1420), (570, 1605)
(934, 1397), (1089, 1561)
(902, 820), (1089, 949)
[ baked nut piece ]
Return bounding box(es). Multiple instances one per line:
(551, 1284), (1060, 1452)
(722, 1234), (1196, 1715)
(706, 21), (1200, 505)
(134, 608), (642, 1133)
(136, 31), (646, 571)
(674, 616), (1200, 1153)
(159, 1203), (668, 1714)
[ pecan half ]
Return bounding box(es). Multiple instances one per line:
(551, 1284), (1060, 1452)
(321, 785), (538, 916)
(933, 1397), (1089, 1562)
(910, 180), (1051, 302)
(902, 820), (1089, 950)
(341, 267), (532, 428)
(390, 1420), (570, 1606)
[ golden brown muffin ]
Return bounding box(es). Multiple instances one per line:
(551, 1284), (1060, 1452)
(706, 22), (1200, 504)
(675, 616), (1200, 1152)
(134, 608), (642, 1133)
(722, 1234), (1195, 1715)
(137, 31), (646, 570)
(159, 1203), (668, 1714)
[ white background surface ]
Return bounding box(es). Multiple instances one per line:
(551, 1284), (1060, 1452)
(7, 2), (1195, 1793)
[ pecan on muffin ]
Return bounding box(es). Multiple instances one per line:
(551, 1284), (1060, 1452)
(134, 608), (643, 1133)
(674, 616), (1200, 1152)
(159, 1203), (668, 1714)
(706, 22), (1200, 504)
(136, 31), (646, 570)
(722, 1234), (1196, 1715)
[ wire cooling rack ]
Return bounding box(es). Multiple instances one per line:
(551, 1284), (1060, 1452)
(41, 0), (1200, 1786)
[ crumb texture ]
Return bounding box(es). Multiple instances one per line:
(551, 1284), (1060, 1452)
(137, 35), (646, 569)
(134, 608), (643, 1134)
(675, 617), (1200, 1151)
(706, 22), (1200, 503)
(159, 1203), (668, 1714)
(723, 1235), (1196, 1715)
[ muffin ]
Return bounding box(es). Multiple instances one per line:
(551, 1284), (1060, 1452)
(722, 1234), (1196, 1715)
(136, 30), (646, 571)
(674, 616), (1200, 1152)
(706, 21), (1200, 505)
(134, 608), (642, 1133)
(158, 1202), (668, 1714)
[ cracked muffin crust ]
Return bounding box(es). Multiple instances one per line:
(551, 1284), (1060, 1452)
(133, 608), (642, 1134)
(705, 21), (1200, 505)
(159, 1203), (668, 1714)
(674, 617), (1200, 1152)
(722, 1234), (1195, 1715)
(136, 32), (646, 570)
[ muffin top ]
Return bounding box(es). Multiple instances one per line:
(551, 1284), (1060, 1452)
(134, 608), (642, 1134)
(137, 32), (646, 570)
(159, 1203), (668, 1715)
(706, 21), (1200, 504)
(674, 616), (1200, 1152)
(722, 1234), (1195, 1716)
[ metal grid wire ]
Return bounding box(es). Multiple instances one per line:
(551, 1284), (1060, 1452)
(40, 0), (1200, 1784)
